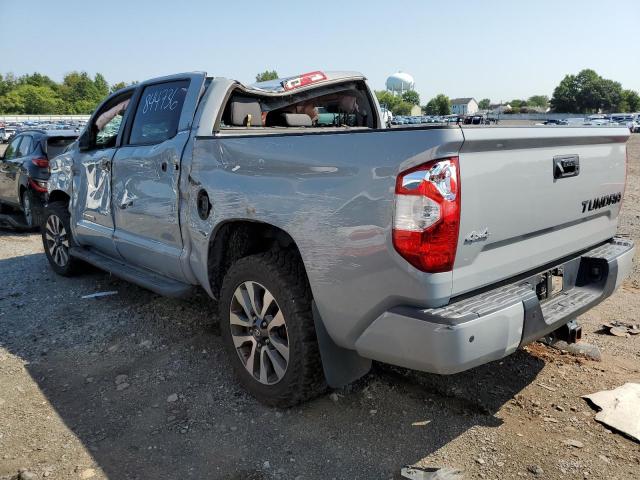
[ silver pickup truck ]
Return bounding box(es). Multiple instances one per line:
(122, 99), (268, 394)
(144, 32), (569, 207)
(43, 71), (634, 406)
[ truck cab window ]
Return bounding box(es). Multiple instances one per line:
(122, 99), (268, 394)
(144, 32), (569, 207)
(128, 80), (190, 145)
(220, 82), (375, 131)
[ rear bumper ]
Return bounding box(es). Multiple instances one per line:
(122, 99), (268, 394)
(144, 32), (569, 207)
(354, 237), (635, 374)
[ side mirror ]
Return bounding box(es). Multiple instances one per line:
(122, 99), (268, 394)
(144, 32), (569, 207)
(78, 131), (91, 151)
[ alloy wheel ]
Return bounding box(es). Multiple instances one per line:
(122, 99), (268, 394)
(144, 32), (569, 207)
(22, 192), (33, 227)
(229, 281), (289, 385)
(44, 214), (70, 267)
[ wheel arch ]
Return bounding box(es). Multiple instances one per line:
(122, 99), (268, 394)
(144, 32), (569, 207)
(206, 219), (372, 388)
(207, 219), (306, 300)
(47, 190), (71, 205)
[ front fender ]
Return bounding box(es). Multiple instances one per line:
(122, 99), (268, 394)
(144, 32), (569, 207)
(48, 152), (74, 198)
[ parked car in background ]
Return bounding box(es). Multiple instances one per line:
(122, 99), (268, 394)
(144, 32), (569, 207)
(0, 129), (78, 227)
(380, 107), (393, 127)
(1, 127), (16, 143)
(542, 119), (569, 126)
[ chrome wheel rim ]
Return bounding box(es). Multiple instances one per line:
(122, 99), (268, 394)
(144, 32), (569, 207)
(229, 281), (289, 385)
(44, 214), (70, 267)
(22, 193), (33, 227)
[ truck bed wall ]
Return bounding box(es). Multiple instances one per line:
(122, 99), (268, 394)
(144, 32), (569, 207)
(186, 128), (464, 348)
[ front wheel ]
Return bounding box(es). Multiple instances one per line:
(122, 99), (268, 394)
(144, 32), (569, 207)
(219, 251), (325, 407)
(42, 202), (81, 276)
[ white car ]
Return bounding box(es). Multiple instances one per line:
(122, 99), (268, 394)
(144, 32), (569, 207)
(380, 107), (393, 127)
(0, 127), (16, 143)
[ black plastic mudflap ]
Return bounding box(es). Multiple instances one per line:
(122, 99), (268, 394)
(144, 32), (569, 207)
(519, 239), (632, 346)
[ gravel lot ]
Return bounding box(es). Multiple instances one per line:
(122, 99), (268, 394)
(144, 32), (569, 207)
(1, 135), (639, 480)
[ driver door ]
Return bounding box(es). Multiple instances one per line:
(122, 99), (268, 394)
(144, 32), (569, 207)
(72, 90), (134, 258)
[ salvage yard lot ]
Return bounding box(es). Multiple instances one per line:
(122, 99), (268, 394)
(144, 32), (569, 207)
(1, 135), (639, 480)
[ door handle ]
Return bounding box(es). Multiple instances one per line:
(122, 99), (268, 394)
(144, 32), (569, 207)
(100, 158), (111, 171)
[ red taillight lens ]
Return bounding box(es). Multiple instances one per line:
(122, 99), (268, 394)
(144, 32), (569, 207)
(28, 178), (48, 192)
(392, 157), (461, 273)
(32, 157), (49, 168)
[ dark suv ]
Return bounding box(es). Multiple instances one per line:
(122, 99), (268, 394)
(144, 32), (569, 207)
(0, 129), (78, 228)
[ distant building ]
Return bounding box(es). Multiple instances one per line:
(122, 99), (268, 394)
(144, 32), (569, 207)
(489, 103), (512, 114)
(410, 105), (422, 116)
(451, 98), (479, 115)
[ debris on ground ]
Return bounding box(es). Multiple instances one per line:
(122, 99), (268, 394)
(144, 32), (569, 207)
(562, 439), (584, 448)
(81, 291), (118, 299)
(601, 321), (640, 337)
(543, 338), (602, 361)
(583, 383), (640, 442)
(400, 466), (464, 480)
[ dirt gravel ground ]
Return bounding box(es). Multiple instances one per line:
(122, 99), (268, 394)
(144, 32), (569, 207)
(1, 135), (639, 480)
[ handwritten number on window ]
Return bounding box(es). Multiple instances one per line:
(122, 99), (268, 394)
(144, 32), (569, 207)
(142, 88), (179, 115)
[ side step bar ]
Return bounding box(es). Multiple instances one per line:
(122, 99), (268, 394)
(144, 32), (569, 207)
(70, 247), (195, 298)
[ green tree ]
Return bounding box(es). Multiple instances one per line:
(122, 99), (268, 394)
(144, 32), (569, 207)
(0, 71), (135, 114)
(110, 81), (128, 93)
(401, 90), (420, 106)
(551, 69), (625, 113)
(375, 90), (403, 114)
(509, 99), (528, 108)
(0, 84), (63, 114)
(622, 90), (640, 112)
(58, 71), (106, 113)
(20, 72), (58, 91)
(550, 74), (579, 112)
(424, 94), (451, 116)
(94, 73), (110, 98)
(478, 98), (491, 110)
(255, 70), (279, 82)
(527, 95), (549, 108)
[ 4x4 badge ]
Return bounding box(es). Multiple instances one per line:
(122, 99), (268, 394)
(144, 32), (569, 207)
(464, 228), (490, 244)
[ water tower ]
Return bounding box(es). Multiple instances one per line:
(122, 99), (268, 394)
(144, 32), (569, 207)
(386, 71), (415, 95)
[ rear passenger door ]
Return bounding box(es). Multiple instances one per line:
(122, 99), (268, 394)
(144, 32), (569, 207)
(111, 73), (205, 281)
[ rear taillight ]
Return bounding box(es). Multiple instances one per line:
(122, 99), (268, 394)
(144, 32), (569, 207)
(392, 156), (461, 273)
(28, 178), (48, 192)
(32, 157), (49, 168)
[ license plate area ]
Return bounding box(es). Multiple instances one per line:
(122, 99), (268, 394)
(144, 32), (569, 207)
(535, 267), (564, 302)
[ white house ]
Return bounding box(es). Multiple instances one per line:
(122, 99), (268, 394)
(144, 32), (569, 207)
(489, 103), (512, 114)
(451, 98), (479, 115)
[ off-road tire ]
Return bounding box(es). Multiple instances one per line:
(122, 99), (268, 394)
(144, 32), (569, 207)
(219, 250), (326, 407)
(42, 201), (82, 276)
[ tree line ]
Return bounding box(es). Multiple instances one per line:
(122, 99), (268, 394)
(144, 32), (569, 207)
(0, 72), (135, 115)
(2, 69), (638, 116)
(377, 69), (639, 116)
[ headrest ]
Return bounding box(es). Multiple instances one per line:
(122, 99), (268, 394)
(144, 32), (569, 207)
(281, 113), (312, 127)
(230, 98), (262, 126)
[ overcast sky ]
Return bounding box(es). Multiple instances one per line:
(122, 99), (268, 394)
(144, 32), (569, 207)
(1, 0), (638, 103)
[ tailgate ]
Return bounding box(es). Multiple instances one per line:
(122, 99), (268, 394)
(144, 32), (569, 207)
(452, 126), (629, 296)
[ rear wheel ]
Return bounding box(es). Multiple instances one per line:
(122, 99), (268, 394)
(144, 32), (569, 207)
(21, 189), (43, 229)
(219, 251), (325, 407)
(21, 189), (34, 228)
(42, 201), (81, 276)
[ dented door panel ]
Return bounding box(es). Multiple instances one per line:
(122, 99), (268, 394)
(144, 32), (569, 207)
(111, 134), (185, 280)
(72, 147), (120, 258)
